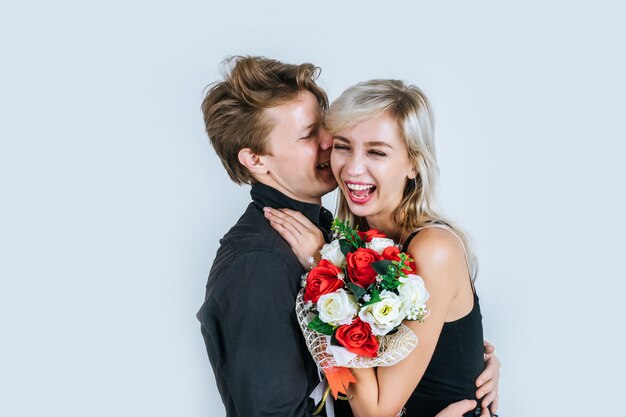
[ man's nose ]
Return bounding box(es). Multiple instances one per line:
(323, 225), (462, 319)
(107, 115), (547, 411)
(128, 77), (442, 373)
(319, 126), (332, 151)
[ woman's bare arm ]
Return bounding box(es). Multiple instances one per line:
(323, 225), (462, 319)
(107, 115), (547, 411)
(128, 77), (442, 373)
(346, 228), (470, 417)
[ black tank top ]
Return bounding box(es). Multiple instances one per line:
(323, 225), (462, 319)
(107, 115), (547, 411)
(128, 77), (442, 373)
(401, 228), (485, 417)
(333, 227), (486, 417)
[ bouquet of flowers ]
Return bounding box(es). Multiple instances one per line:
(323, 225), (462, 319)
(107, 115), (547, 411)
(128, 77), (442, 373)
(296, 220), (430, 399)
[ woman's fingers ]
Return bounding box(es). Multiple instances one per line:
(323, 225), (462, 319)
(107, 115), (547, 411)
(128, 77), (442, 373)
(264, 207), (325, 269)
(264, 208), (304, 237)
(266, 207), (315, 233)
(268, 218), (300, 247)
(275, 208), (318, 231)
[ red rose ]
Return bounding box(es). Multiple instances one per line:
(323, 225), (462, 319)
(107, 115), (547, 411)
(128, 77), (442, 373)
(335, 318), (379, 357)
(382, 246), (416, 274)
(357, 229), (387, 243)
(346, 248), (382, 287)
(303, 259), (344, 303)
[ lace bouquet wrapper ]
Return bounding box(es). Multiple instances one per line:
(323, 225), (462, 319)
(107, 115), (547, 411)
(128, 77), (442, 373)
(295, 220), (430, 399)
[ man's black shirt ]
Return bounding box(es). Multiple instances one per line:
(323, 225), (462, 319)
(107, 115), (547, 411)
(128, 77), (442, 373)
(197, 183), (333, 417)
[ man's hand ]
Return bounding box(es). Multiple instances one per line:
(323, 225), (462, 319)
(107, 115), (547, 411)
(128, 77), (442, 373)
(475, 341), (500, 414)
(434, 399), (477, 417)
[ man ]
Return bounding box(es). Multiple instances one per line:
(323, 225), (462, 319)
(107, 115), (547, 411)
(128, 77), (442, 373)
(197, 56), (499, 417)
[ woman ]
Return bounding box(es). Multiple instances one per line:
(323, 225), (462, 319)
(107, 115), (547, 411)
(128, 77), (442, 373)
(265, 80), (497, 417)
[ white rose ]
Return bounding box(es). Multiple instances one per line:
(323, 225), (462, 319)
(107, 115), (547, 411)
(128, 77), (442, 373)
(317, 289), (358, 326)
(365, 238), (396, 255)
(398, 274), (430, 317)
(320, 240), (346, 267)
(358, 290), (403, 336)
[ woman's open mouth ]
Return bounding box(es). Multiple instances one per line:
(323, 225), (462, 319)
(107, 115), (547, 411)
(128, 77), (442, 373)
(345, 182), (376, 204)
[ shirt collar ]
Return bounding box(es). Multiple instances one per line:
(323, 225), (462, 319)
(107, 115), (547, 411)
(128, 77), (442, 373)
(250, 182), (334, 242)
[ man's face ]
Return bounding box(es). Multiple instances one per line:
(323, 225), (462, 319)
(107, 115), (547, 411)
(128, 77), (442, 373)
(259, 91), (337, 204)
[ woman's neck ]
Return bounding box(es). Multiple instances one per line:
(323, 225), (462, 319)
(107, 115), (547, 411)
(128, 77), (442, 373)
(365, 215), (405, 244)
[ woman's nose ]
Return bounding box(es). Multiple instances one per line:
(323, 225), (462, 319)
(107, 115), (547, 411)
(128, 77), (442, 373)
(345, 153), (366, 177)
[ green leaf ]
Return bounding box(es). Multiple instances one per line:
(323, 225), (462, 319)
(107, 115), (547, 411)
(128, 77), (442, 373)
(380, 274), (402, 291)
(362, 288), (381, 306)
(371, 260), (394, 276)
(339, 239), (354, 256)
(347, 282), (367, 299)
(307, 316), (336, 336)
(382, 279), (402, 291)
(332, 219), (364, 248)
(392, 258), (412, 274)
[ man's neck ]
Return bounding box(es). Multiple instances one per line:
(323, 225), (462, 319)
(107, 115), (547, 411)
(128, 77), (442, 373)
(254, 178), (321, 205)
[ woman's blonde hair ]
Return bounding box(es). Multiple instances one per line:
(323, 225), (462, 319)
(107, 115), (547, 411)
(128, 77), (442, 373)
(326, 79), (477, 279)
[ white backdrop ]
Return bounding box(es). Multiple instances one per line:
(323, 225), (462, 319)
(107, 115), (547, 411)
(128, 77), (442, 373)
(1, 1), (625, 416)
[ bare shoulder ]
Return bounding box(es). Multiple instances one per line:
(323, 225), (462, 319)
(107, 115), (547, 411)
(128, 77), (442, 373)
(406, 227), (467, 276)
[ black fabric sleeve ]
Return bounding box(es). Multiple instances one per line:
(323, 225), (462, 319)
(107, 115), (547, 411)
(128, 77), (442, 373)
(204, 251), (314, 417)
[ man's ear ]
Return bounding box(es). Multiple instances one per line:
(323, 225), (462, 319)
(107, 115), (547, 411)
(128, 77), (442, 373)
(238, 148), (269, 176)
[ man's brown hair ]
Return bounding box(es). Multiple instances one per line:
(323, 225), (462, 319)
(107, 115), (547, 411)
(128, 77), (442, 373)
(202, 56), (329, 184)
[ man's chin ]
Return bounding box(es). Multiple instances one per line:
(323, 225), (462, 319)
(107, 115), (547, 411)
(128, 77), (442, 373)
(317, 170), (337, 187)
(320, 179), (339, 195)
(308, 182), (338, 202)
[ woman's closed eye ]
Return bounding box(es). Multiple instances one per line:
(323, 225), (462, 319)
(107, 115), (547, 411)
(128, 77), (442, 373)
(368, 149), (387, 157)
(333, 143), (350, 151)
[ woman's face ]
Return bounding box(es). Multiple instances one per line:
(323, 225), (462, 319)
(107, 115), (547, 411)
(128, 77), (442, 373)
(330, 112), (415, 224)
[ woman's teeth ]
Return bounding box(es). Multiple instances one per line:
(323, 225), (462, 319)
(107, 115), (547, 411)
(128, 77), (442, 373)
(346, 183), (374, 191)
(345, 183), (376, 201)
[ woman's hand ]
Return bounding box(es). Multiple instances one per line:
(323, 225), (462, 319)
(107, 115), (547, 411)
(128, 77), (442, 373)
(263, 207), (325, 269)
(475, 341), (500, 414)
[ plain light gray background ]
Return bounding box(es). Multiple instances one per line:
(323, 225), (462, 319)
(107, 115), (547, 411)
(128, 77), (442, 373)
(1, 1), (625, 416)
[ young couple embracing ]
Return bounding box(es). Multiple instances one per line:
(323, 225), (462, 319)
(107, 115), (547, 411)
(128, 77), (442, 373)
(197, 56), (501, 417)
